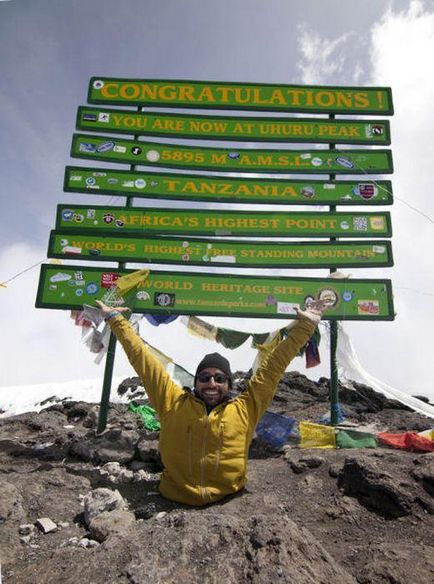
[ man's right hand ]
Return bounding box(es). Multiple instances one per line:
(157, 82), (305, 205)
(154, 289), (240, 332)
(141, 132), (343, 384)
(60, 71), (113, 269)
(294, 298), (329, 325)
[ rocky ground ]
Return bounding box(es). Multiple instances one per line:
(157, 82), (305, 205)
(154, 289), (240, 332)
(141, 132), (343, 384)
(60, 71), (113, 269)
(0, 372), (433, 584)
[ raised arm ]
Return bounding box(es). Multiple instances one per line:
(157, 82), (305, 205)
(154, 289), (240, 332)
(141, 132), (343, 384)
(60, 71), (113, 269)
(96, 301), (184, 416)
(239, 300), (326, 424)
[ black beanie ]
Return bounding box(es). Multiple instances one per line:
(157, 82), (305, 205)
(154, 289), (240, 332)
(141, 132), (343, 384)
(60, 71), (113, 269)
(194, 352), (233, 387)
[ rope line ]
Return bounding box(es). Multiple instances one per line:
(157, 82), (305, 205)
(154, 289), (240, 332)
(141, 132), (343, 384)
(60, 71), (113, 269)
(0, 258), (46, 287)
(353, 161), (434, 225)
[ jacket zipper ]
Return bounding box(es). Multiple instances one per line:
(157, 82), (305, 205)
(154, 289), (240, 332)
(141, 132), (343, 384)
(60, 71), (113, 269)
(200, 415), (210, 501)
(187, 425), (193, 476)
(213, 425), (224, 475)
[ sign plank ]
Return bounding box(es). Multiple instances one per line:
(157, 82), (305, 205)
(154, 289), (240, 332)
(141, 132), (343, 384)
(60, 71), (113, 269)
(88, 78), (393, 115)
(71, 134), (394, 174)
(64, 166), (393, 206)
(56, 205), (392, 238)
(36, 265), (395, 320)
(48, 231), (393, 268)
(77, 107), (391, 145)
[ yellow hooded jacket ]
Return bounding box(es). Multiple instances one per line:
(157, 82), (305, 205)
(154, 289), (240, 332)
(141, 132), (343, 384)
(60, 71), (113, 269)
(109, 316), (315, 506)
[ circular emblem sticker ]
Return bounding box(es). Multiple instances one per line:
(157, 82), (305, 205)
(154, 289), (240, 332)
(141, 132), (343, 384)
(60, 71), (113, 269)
(103, 213), (115, 224)
(318, 287), (339, 308)
(146, 150), (160, 162)
(61, 209), (74, 221)
(311, 157), (323, 167)
(342, 290), (353, 302)
(301, 186), (315, 199)
(135, 179), (146, 189)
(93, 80), (104, 89)
(155, 293), (174, 307)
(75, 289), (84, 297)
(86, 283), (99, 295)
(136, 291), (150, 301)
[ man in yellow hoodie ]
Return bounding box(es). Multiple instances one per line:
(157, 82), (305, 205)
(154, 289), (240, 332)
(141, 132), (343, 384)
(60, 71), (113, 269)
(96, 299), (324, 506)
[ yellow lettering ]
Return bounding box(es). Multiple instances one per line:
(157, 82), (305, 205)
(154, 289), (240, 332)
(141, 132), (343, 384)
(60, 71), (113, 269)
(119, 84), (140, 100)
(101, 83), (119, 98)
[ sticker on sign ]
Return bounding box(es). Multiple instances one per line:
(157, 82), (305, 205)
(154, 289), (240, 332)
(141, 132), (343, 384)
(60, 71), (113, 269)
(277, 302), (300, 314)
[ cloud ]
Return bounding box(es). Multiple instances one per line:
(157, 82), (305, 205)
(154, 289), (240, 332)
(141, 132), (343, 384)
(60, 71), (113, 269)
(297, 26), (365, 85)
(0, 243), (135, 386)
(293, 1), (434, 399)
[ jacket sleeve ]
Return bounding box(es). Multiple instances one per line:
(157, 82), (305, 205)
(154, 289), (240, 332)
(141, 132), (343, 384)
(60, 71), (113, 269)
(108, 315), (184, 417)
(238, 319), (316, 426)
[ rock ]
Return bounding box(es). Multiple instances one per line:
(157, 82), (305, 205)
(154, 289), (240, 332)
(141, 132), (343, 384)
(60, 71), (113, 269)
(411, 459), (434, 497)
(412, 395), (432, 404)
(288, 456), (325, 474)
(69, 428), (139, 464)
(101, 461), (122, 475)
(19, 524), (36, 536)
(83, 488), (128, 527)
(32, 439), (67, 461)
(0, 480), (25, 523)
(89, 509), (136, 543)
(0, 439), (32, 457)
(329, 463), (343, 478)
(124, 513), (357, 584)
(1, 382), (434, 583)
(339, 381), (411, 412)
(128, 460), (147, 471)
(94, 429), (139, 464)
(133, 469), (158, 482)
(78, 537), (100, 549)
(136, 437), (162, 465)
(134, 502), (157, 520)
(117, 376), (143, 396)
(356, 542), (434, 584)
(68, 438), (95, 462)
(99, 462), (135, 484)
(415, 496), (434, 514)
(35, 517), (58, 534)
(337, 456), (413, 517)
(39, 395), (60, 407)
(83, 407), (99, 429)
(66, 402), (92, 422)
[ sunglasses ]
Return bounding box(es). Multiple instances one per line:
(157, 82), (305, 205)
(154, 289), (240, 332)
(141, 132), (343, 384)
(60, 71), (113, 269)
(197, 373), (229, 384)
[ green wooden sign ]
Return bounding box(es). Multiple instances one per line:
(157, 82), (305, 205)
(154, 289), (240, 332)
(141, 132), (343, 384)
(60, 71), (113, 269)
(77, 107), (391, 145)
(71, 134), (393, 174)
(48, 231), (393, 269)
(36, 265), (395, 320)
(64, 166), (393, 206)
(88, 78), (393, 115)
(56, 205), (392, 238)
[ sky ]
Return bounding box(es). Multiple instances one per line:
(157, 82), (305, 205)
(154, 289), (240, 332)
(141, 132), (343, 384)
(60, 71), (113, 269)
(1, 0), (434, 404)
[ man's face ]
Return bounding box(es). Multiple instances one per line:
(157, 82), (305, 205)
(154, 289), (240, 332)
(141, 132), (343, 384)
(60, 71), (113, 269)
(195, 367), (230, 407)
